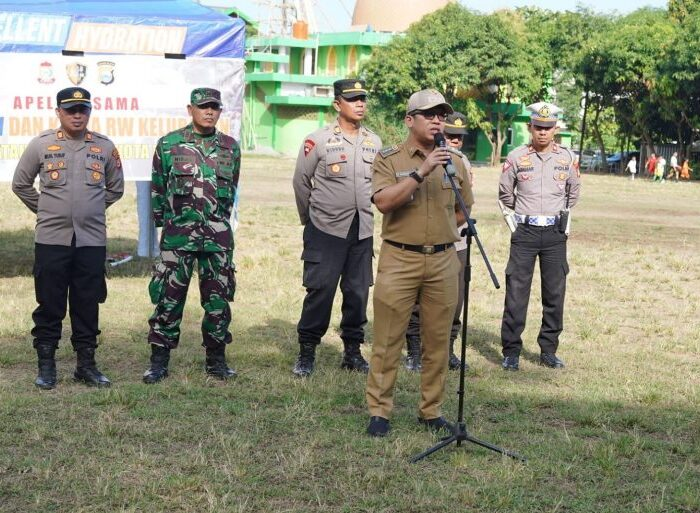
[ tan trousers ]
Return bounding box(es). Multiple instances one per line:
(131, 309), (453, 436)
(366, 242), (459, 419)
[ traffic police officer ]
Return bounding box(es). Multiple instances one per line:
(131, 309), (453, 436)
(12, 86), (124, 389)
(404, 111), (473, 372)
(291, 78), (382, 377)
(366, 90), (474, 437)
(144, 88), (240, 383)
(499, 102), (581, 371)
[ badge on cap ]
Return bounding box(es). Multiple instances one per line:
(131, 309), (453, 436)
(354, 82), (362, 89)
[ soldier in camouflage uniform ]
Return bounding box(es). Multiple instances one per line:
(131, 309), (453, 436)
(143, 88), (241, 383)
(12, 86), (123, 389)
(499, 102), (581, 371)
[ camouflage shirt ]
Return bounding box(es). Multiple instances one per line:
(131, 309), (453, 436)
(151, 124), (241, 252)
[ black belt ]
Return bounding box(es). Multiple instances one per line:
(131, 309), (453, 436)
(385, 240), (453, 254)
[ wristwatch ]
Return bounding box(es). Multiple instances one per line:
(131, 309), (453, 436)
(409, 170), (424, 183)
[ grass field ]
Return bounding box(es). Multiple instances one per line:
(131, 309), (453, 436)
(0, 159), (698, 513)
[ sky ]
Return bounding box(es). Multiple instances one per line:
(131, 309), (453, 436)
(202, 0), (669, 32)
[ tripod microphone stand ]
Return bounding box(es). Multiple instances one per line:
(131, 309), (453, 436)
(411, 170), (526, 464)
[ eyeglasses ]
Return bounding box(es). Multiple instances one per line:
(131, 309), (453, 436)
(195, 103), (222, 111)
(410, 110), (448, 121)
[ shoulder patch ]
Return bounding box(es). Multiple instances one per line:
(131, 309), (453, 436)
(379, 145), (400, 158)
(304, 139), (316, 157)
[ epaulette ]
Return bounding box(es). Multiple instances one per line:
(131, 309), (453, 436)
(89, 131), (109, 141)
(379, 145), (400, 158)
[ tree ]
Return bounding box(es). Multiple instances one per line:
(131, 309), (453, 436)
(362, 3), (548, 164)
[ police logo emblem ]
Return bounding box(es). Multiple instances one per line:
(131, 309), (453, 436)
(558, 172), (568, 180)
(37, 61), (55, 84)
(354, 81), (362, 89)
(92, 171), (102, 181)
(50, 170), (59, 180)
(330, 164), (341, 173)
(538, 105), (551, 117)
(454, 118), (463, 127)
(58, 161), (65, 168)
(66, 62), (86, 85)
(47, 163), (54, 170)
(97, 61), (115, 85)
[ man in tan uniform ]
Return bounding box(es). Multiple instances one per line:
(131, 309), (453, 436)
(499, 102), (580, 371)
(292, 79), (382, 377)
(366, 90), (474, 437)
(12, 87), (124, 389)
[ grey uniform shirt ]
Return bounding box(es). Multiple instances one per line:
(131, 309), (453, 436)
(292, 119), (382, 240)
(12, 128), (124, 247)
(498, 144), (581, 216)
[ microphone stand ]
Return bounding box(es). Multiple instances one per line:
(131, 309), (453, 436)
(411, 170), (526, 464)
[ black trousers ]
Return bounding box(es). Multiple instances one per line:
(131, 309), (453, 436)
(297, 214), (373, 345)
(500, 225), (569, 357)
(31, 242), (106, 351)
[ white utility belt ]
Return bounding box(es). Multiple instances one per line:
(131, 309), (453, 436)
(514, 214), (558, 227)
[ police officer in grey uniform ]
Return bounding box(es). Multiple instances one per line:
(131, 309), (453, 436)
(498, 102), (580, 371)
(12, 87), (124, 389)
(291, 79), (382, 377)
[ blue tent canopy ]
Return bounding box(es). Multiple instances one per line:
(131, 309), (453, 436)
(0, 0), (245, 57)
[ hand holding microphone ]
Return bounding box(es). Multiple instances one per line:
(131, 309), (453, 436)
(433, 132), (457, 176)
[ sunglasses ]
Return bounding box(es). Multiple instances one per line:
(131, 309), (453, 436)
(410, 110), (448, 121)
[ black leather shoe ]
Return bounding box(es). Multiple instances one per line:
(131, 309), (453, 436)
(341, 340), (369, 373)
(74, 348), (111, 387)
(367, 416), (390, 437)
(418, 416), (455, 435)
(292, 342), (316, 377)
(448, 352), (465, 371)
(502, 355), (519, 371)
(405, 354), (422, 372)
(143, 345), (170, 384)
(539, 352), (565, 369)
(35, 345), (57, 390)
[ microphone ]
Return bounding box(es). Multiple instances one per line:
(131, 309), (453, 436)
(433, 132), (456, 176)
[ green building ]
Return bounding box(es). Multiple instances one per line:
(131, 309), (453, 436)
(244, 31), (392, 154)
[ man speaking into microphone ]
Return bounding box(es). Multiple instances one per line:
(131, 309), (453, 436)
(365, 89), (474, 437)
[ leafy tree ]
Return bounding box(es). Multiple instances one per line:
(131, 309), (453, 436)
(362, 3), (548, 164)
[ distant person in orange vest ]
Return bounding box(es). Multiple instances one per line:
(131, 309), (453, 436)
(680, 159), (692, 181)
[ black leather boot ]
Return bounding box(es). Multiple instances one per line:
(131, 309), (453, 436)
(405, 336), (421, 372)
(205, 345), (237, 379)
(341, 340), (369, 373)
(74, 347), (111, 387)
(143, 345), (171, 384)
(35, 344), (57, 390)
(448, 339), (466, 370)
(292, 341), (316, 377)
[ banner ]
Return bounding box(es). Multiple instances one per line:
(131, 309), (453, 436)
(0, 53), (244, 181)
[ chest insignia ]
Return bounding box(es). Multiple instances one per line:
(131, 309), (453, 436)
(556, 172), (568, 180)
(362, 138), (375, 147)
(502, 160), (512, 173)
(50, 170), (60, 180)
(92, 171), (102, 181)
(47, 145), (61, 151)
(326, 137), (342, 147)
(91, 162), (101, 171)
(330, 164), (341, 173)
(518, 172), (532, 181)
(90, 146), (102, 153)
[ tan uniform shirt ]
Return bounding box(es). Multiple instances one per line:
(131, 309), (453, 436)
(292, 119), (382, 240)
(498, 144), (580, 215)
(372, 142), (474, 245)
(12, 128), (124, 247)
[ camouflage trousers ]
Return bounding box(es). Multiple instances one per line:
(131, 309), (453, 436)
(147, 249), (235, 349)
